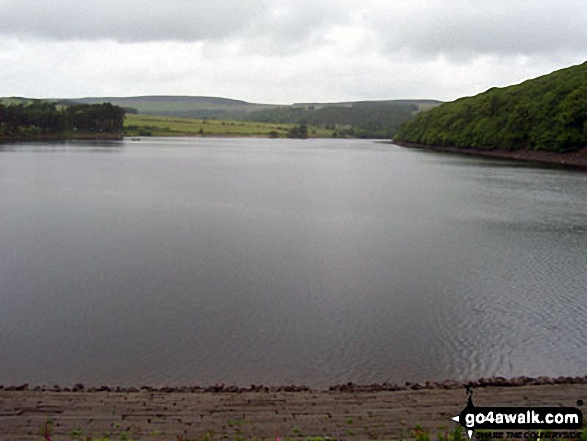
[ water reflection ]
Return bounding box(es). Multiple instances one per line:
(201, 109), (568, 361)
(0, 139), (124, 152)
(0, 138), (585, 387)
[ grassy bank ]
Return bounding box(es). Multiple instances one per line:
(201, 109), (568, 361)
(123, 114), (332, 138)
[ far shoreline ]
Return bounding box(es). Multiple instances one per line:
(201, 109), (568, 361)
(0, 132), (124, 142)
(394, 140), (587, 172)
(3, 135), (587, 173)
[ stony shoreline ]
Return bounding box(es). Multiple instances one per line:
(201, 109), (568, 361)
(3, 374), (587, 393)
(2, 381), (586, 440)
(394, 141), (587, 171)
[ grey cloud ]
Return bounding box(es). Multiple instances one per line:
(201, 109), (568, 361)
(365, 0), (587, 57)
(0, 0), (274, 42)
(228, 1), (352, 56)
(1, 0), (586, 60)
(0, 0), (348, 45)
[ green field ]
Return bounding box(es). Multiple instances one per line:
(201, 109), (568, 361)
(123, 114), (333, 138)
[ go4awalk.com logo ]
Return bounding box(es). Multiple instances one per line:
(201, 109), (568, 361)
(451, 387), (583, 439)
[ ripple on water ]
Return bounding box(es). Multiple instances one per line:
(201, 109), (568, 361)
(0, 139), (586, 387)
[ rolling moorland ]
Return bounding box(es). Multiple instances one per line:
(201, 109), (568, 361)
(395, 61), (587, 154)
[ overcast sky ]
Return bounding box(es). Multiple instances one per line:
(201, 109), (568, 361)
(1, 0), (586, 104)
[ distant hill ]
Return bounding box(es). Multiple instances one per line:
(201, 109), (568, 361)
(293, 99), (441, 111)
(395, 62), (587, 153)
(51, 95), (277, 119)
(0, 97), (38, 106)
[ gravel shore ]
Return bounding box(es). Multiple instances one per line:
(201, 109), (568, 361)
(394, 142), (587, 171)
(2, 379), (586, 440)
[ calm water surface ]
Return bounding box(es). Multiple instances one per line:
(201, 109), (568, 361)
(0, 138), (585, 388)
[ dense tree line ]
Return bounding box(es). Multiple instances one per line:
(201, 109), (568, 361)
(395, 62), (587, 153)
(244, 103), (419, 138)
(0, 101), (125, 137)
(287, 123), (308, 139)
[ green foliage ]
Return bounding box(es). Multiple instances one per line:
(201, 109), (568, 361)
(447, 426), (465, 441)
(292, 426), (304, 436)
(396, 61), (587, 153)
(38, 421), (584, 441)
(67, 103), (125, 132)
(138, 128), (153, 136)
(68, 427), (84, 439)
(412, 424), (429, 441)
(287, 123), (308, 139)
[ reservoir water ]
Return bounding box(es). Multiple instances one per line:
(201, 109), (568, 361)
(0, 137), (585, 388)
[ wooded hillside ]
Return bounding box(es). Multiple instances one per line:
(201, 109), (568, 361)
(395, 62), (587, 152)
